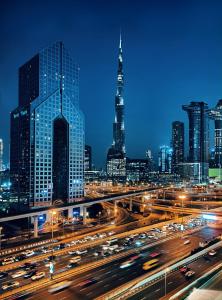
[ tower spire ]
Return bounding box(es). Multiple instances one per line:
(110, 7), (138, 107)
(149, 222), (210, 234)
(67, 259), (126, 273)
(119, 29), (122, 49)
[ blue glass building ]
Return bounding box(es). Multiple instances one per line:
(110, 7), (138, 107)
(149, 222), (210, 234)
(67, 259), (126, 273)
(10, 42), (84, 208)
(183, 101), (209, 183)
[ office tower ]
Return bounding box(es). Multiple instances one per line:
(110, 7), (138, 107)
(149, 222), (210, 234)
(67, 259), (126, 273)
(126, 158), (149, 182)
(107, 33), (126, 181)
(208, 100), (222, 168)
(158, 146), (173, 174)
(10, 42), (84, 208)
(172, 121), (184, 174)
(183, 102), (209, 183)
(0, 139), (3, 171)
(85, 145), (92, 171)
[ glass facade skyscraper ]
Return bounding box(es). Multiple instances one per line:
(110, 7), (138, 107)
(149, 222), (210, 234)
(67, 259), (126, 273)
(208, 100), (222, 168)
(172, 121), (184, 174)
(107, 34), (126, 181)
(158, 146), (173, 174)
(10, 42), (84, 208)
(183, 101), (209, 183)
(0, 138), (3, 171)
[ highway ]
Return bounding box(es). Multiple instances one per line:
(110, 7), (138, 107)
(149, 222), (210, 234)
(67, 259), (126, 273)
(4, 225), (221, 300)
(127, 240), (222, 300)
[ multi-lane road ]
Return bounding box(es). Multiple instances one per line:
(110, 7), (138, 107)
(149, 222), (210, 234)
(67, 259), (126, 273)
(2, 224), (220, 300)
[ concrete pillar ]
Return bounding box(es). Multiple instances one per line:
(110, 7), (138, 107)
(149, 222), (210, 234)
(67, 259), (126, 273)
(45, 213), (50, 223)
(33, 216), (38, 238)
(79, 206), (84, 217)
(129, 198), (133, 212)
(68, 207), (73, 219)
(83, 206), (87, 225)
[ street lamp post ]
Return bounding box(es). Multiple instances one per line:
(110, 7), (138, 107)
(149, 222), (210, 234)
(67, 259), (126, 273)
(0, 227), (3, 251)
(165, 267), (170, 296)
(178, 195), (186, 233)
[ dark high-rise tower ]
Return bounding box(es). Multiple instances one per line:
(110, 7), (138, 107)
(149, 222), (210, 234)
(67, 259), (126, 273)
(183, 102), (209, 182)
(208, 100), (222, 168)
(172, 121), (184, 173)
(107, 34), (126, 181)
(10, 42), (84, 208)
(113, 33), (125, 154)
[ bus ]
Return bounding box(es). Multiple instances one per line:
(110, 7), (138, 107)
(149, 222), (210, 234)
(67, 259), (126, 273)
(142, 259), (159, 270)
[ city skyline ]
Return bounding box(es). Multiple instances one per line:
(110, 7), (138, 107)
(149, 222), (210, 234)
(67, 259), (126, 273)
(1, 1), (222, 167)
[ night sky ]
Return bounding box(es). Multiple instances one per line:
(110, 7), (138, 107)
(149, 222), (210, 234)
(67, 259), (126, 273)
(1, 0), (222, 168)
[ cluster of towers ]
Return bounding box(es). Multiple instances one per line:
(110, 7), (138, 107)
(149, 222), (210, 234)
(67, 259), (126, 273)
(159, 101), (222, 183)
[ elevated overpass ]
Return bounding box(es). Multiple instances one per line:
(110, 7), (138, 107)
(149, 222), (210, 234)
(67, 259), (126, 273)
(0, 188), (156, 237)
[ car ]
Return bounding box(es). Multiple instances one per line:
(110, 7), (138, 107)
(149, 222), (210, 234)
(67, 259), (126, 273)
(15, 254), (27, 262)
(179, 266), (190, 274)
(24, 270), (37, 279)
(2, 257), (15, 265)
(48, 280), (73, 293)
(0, 272), (8, 279)
(76, 249), (87, 255)
(77, 279), (97, 288)
(93, 251), (102, 257)
(149, 252), (160, 258)
(67, 262), (77, 268)
(184, 239), (190, 245)
(68, 250), (76, 255)
(12, 270), (27, 278)
(69, 256), (81, 263)
(185, 270), (195, 278)
(21, 263), (37, 271)
(23, 250), (35, 257)
(108, 231), (115, 236)
(209, 250), (217, 256)
(31, 272), (45, 281)
(2, 281), (19, 290)
(120, 260), (135, 269)
(115, 246), (125, 253)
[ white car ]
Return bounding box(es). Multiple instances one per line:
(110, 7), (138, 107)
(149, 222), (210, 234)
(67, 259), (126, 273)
(2, 281), (19, 290)
(184, 239), (190, 245)
(115, 246), (125, 253)
(68, 250), (76, 255)
(108, 231), (115, 236)
(23, 250), (35, 257)
(185, 270), (195, 278)
(11, 270), (27, 278)
(76, 249), (87, 255)
(209, 250), (217, 256)
(69, 256), (81, 263)
(31, 272), (45, 281)
(2, 257), (15, 265)
(48, 280), (73, 293)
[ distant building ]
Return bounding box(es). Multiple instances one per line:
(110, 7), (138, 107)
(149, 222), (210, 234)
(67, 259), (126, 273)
(107, 34), (126, 181)
(107, 148), (126, 181)
(172, 121), (184, 174)
(10, 42), (84, 208)
(208, 100), (222, 168)
(183, 102), (209, 183)
(0, 139), (3, 171)
(158, 146), (173, 174)
(126, 158), (150, 182)
(85, 145), (92, 171)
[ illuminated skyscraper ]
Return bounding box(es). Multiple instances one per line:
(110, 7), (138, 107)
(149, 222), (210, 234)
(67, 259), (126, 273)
(183, 101), (209, 182)
(10, 42), (84, 208)
(172, 121), (184, 173)
(158, 146), (173, 174)
(107, 33), (126, 181)
(0, 139), (3, 171)
(208, 100), (222, 168)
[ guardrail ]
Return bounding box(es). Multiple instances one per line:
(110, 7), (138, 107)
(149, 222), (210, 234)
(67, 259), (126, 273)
(168, 262), (222, 300)
(96, 239), (222, 300)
